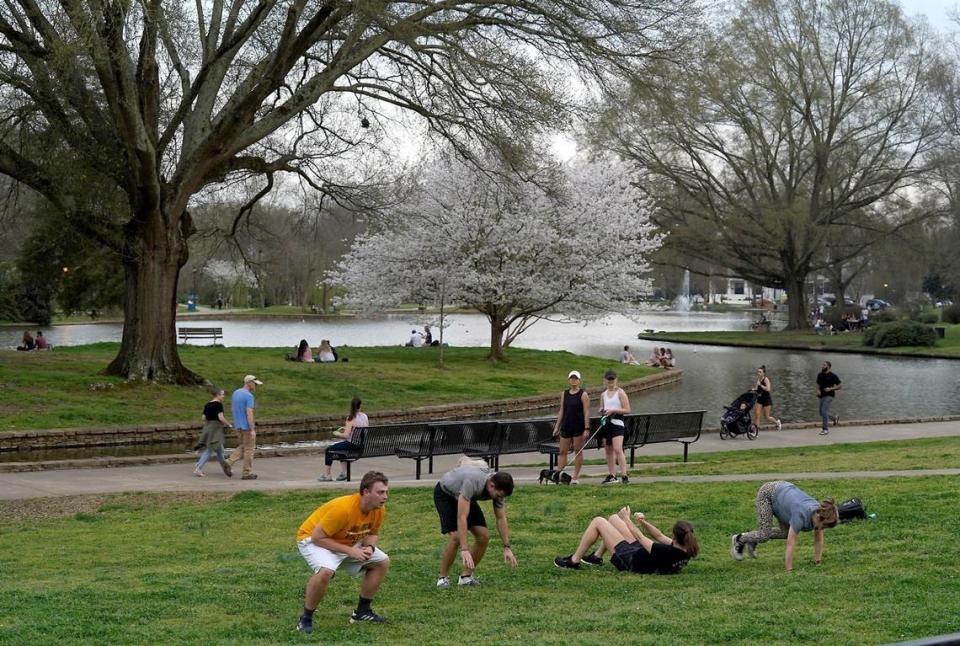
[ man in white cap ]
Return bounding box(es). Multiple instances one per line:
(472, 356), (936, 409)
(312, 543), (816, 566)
(552, 370), (591, 484)
(226, 375), (262, 480)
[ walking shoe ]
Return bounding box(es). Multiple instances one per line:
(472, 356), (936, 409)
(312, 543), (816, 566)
(819, 429), (829, 436)
(350, 609), (386, 624)
(730, 534), (744, 561)
(775, 418), (782, 431)
(570, 479), (580, 485)
(581, 552), (603, 566)
(193, 468), (205, 477)
(744, 541), (757, 559)
(336, 473), (349, 481)
(457, 575), (481, 586)
(601, 475), (618, 485)
(831, 415), (840, 425)
(241, 473), (258, 480)
(621, 475), (630, 485)
(436, 576), (450, 589)
(317, 474), (331, 481)
(554, 555), (580, 570)
(221, 462), (233, 478)
(296, 616), (313, 633)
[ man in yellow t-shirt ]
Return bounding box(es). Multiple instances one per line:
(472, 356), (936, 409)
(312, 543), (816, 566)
(295, 471), (390, 633)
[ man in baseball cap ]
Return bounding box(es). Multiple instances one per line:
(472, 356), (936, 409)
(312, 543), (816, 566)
(226, 375), (263, 479)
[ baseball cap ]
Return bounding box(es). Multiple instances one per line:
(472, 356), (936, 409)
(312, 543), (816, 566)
(244, 375), (263, 385)
(567, 370), (581, 380)
(605, 369), (618, 380)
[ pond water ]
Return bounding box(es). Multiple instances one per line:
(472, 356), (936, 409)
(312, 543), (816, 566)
(3, 312), (958, 445)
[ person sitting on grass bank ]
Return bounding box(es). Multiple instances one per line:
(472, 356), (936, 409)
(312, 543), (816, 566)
(193, 388), (232, 478)
(730, 480), (839, 572)
(619, 345), (640, 365)
(16, 331), (35, 351)
(296, 471), (391, 633)
(555, 506), (698, 575)
(434, 466), (517, 588)
(316, 339), (336, 363)
(34, 331), (48, 350)
(295, 339), (313, 362)
(319, 397), (368, 481)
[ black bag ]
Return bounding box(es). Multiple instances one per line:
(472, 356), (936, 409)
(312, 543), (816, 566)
(838, 497), (867, 522)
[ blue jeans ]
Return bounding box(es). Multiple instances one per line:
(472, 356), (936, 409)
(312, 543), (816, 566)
(325, 440), (355, 466)
(196, 445), (226, 470)
(819, 397), (834, 430)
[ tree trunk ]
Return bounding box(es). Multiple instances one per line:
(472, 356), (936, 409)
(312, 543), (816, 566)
(487, 313), (507, 362)
(105, 209), (204, 384)
(785, 275), (809, 330)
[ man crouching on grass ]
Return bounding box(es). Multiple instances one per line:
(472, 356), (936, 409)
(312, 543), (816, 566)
(296, 471), (390, 633)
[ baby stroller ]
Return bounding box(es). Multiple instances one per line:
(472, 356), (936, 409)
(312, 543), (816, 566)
(719, 391), (759, 440)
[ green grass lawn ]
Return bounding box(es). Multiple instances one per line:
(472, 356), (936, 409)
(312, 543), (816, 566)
(0, 345), (655, 432)
(1, 475), (957, 645)
(638, 325), (960, 357)
(586, 435), (960, 476)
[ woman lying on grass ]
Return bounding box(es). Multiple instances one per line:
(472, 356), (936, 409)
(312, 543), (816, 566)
(554, 507), (698, 574)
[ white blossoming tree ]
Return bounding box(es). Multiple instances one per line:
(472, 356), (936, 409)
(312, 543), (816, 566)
(331, 155), (660, 361)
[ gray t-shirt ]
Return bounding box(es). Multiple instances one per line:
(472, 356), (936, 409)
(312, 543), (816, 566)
(772, 482), (819, 532)
(439, 467), (503, 509)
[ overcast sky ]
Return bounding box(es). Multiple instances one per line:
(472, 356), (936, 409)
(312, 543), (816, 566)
(904, 0), (957, 27)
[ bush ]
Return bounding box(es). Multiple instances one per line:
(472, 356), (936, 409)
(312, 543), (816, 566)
(943, 304), (960, 325)
(916, 312), (940, 325)
(869, 309), (899, 324)
(863, 321), (937, 348)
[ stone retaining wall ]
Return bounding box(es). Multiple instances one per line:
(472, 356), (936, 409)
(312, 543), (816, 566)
(0, 370), (682, 452)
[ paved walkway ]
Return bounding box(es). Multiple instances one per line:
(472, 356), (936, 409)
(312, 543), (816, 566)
(1, 420), (958, 500)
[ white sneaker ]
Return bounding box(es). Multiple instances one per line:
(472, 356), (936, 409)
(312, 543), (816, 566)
(570, 479), (580, 485)
(775, 419), (782, 431)
(730, 534), (744, 561)
(457, 575), (480, 586)
(193, 468), (205, 477)
(436, 576), (450, 589)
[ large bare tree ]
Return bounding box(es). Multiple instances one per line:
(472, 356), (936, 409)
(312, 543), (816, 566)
(597, 0), (945, 328)
(0, 0), (697, 382)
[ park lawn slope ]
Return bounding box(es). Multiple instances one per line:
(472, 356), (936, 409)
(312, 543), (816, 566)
(0, 344), (654, 432)
(1, 477), (957, 645)
(588, 435), (960, 476)
(638, 325), (960, 358)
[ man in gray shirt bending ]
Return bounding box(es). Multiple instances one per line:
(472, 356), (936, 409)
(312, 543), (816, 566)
(433, 466), (518, 588)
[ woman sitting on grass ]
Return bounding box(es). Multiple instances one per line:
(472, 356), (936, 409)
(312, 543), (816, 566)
(555, 507), (698, 574)
(295, 339), (313, 362)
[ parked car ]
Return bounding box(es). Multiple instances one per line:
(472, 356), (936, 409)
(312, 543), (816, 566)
(865, 298), (891, 311)
(818, 294), (856, 307)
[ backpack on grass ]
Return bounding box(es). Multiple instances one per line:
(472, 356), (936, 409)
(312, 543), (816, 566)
(838, 497), (867, 522)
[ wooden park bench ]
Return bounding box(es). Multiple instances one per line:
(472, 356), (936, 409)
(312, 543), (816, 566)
(178, 327), (223, 344)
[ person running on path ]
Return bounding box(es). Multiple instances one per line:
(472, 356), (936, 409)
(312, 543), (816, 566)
(193, 388), (232, 478)
(753, 366), (782, 431)
(433, 466), (517, 588)
(554, 506), (698, 574)
(730, 480), (838, 572)
(816, 361), (842, 435)
(552, 370), (591, 484)
(296, 471), (391, 632)
(598, 369), (630, 485)
(225, 375), (261, 480)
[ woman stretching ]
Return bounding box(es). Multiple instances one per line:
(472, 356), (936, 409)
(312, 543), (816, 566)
(731, 480), (838, 571)
(555, 506), (698, 575)
(318, 397), (368, 481)
(753, 366), (782, 430)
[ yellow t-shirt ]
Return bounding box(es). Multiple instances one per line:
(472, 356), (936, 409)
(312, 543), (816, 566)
(296, 493), (385, 545)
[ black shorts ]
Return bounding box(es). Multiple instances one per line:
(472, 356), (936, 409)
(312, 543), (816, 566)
(610, 540), (643, 572)
(757, 392), (772, 407)
(598, 419), (626, 441)
(559, 427), (588, 440)
(434, 483), (487, 535)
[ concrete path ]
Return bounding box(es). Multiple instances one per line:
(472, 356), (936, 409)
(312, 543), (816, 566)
(1, 419), (958, 500)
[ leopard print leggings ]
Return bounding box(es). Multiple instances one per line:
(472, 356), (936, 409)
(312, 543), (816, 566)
(739, 481), (789, 545)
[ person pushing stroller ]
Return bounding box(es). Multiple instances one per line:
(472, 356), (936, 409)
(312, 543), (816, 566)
(720, 389), (759, 439)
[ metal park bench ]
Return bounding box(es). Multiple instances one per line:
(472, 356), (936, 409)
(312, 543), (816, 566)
(325, 423), (433, 481)
(178, 327), (223, 344)
(624, 410), (705, 464)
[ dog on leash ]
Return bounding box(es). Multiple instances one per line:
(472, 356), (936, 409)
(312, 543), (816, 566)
(539, 469), (572, 485)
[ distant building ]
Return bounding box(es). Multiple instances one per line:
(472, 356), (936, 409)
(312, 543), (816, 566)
(710, 276), (783, 307)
